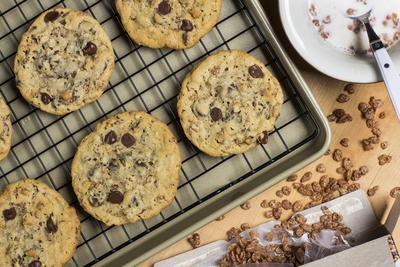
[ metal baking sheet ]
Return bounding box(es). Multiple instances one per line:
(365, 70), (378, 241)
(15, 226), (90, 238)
(0, 0), (331, 266)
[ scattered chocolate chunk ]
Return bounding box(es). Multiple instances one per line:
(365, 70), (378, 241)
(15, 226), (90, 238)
(372, 127), (382, 137)
(367, 186), (379, 197)
(260, 200), (268, 208)
(121, 133), (135, 147)
(181, 19), (193, 31)
(240, 223), (250, 231)
(107, 191), (124, 204)
(187, 233), (200, 248)
(333, 109), (346, 118)
(248, 65), (264, 78)
(358, 102), (368, 113)
(332, 149), (343, 161)
(157, 0), (171, 15)
(286, 174), (298, 182)
(275, 190), (283, 198)
(210, 107), (222, 121)
(44, 11), (59, 22)
(108, 159), (118, 171)
(265, 231), (274, 242)
(327, 114), (337, 122)
(268, 199), (281, 209)
(104, 131), (117, 144)
(369, 96), (383, 110)
(381, 141), (389, 149)
(272, 208), (282, 220)
(337, 113), (353, 123)
(83, 41), (97, 55)
(46, 217), (58, 233)
(41, 93), (52, 104)
(366, 119), (378, 129)
(340, 138), (349, 147)
(390, 187), (400, 198)
(300, 171), (312, 183)
(29, 261), (42, 267)
(264, 210), (273, 219)
(359, 165), (369, 175)
(282, 186), (291, 196)
(240, 201), (251, 210)
(3, 207), (16, 221)
(257, 131), (268, 144)
(226, 227), (241, 240)
(316, 163), (326, 173)
(337, 93), (350, 103)
(379, 111), (386, 119)
(282, 199), (292, 210)
(292, 201), (303, 212)
(364, 108), (375, 120)
(342, 157), (353, 170)
(344, 84), (355, 94)
(378, 154), (392, 165)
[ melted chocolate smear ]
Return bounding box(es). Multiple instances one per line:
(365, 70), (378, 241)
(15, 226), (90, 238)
(44, 11), (59, 22)
(46, 217), (58, 233)
(257, 131), (268, 144)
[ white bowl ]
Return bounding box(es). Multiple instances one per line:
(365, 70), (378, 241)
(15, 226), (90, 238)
(279, 0), (400, 83)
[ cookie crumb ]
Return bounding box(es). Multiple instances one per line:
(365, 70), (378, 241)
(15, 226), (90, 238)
(324, 149), (331, 155)
(332, 149), (343, 161)
(379, 111), (386, 119)
(216, 215), (225, 221)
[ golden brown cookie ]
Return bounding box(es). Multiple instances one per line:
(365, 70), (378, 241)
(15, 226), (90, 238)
(0, 96), (12, 161)
(0, 179), (80, 267)
(14, 8), (115, 115)
(115, 0), (222, 49)
(177, 50), (283, 157)
(71, 111), (181, 226)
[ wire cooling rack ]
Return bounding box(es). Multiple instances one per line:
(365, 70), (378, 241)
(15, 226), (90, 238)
(0, 0), (320, 266)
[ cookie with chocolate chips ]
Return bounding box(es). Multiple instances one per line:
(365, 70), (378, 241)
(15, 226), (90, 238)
(115, 0), (222, 49)
(0, 179), (80, 267)
(14, 8), (114, 115)
(71, 111), (181, 226)
(0, 96), (12, 161)
(177, 50), (283, 156)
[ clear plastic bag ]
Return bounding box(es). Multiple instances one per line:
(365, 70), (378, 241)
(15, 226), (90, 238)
(303, 229), (351, 264)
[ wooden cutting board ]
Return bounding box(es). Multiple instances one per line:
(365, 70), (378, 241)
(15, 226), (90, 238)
(139, 1), (400, 265)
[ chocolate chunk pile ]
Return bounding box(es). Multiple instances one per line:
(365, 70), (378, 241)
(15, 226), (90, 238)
(217, 207), (351, 267)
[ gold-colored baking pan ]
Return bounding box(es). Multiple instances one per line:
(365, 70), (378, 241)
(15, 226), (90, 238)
(0, 0), (330, 266)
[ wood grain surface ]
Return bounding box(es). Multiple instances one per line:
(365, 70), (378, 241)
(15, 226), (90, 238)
(139, 1), (400, 265)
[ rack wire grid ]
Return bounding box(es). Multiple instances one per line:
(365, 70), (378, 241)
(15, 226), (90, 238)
(0, 0), (320, 266)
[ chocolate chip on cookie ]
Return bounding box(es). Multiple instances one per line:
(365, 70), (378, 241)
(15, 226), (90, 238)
(210, 107), (222, 121)
(46, 217), (58, 233)
(29, 260), (42, 267)
(107, 191), (124, 204)
(89, 197), (101, 207)
(44, 11), (59, 23)
(136, 160), (147, 167)
(108, 159), (118, 171)
(41, 93), (52, 105)
(121, 133), (135, 147)
(181, 19), (194, 31)
(3, 207), (16, 221)
(104, 130), (117, 144)
(249, 65), (264, 78)
(83, 41), (97, 55)
(257, 131), (269, 144)
(158, 1), (171, 15)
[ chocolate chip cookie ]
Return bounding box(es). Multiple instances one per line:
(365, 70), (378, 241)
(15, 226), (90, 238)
(177, 50), (283, 157)
(0, 179), (80, 267)
(71, 111), (181, 226)
(115, 0), (222, 49)
(0, 96), (12, 161)
(14, 8), (115, 115)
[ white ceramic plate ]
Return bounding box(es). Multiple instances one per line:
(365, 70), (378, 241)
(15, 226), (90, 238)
(279, 0), (400, 83)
